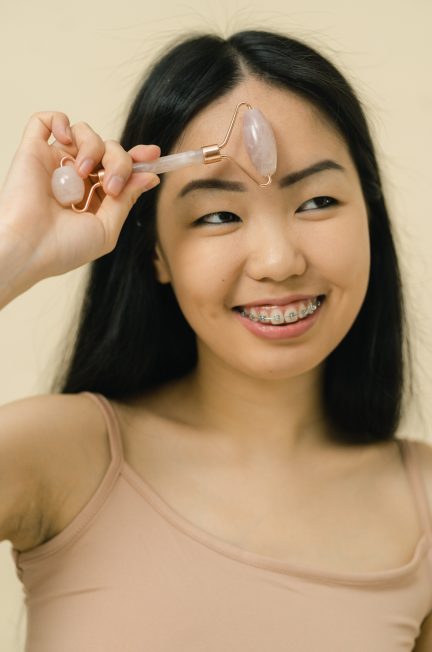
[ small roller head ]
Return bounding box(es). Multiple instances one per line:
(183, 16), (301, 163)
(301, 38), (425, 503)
(51, 164), (85, 206)
(243, 108), (277, 178)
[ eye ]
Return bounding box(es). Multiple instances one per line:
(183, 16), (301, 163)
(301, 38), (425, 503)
(194, 211), (241, 226)
(297, 196), (338, 212)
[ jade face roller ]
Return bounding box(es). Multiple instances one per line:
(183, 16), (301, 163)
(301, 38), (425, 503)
(51, 102), (278, 213)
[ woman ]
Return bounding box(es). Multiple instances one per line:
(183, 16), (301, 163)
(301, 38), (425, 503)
(0, 30), (431, 651)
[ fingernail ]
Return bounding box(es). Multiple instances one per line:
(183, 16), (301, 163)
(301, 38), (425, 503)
(78, 158), (95, 176)
(107, 175), (125, 196)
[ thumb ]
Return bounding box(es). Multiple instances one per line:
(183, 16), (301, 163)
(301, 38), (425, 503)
(94, 172), (160, 250)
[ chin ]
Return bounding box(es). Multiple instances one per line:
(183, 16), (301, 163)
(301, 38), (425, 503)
(221, 349), (327, 381)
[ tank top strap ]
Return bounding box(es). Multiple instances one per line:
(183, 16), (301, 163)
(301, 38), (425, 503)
(396, 438), (432, 546)
(80, 391), (125, 468)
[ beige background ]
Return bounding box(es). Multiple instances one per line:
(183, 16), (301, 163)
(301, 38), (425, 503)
(0, 0), (431, 649)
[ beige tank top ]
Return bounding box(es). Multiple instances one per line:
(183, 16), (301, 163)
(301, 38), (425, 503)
(11, 392), (432, 651)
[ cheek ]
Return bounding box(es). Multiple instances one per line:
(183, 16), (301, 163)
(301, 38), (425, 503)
(166, 238), (235, 319)
(310, 212), (370, 351)
(307, 212), (370, 294)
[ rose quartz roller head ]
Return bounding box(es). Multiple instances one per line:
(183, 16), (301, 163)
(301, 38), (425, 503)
(51, 103), (277, 213)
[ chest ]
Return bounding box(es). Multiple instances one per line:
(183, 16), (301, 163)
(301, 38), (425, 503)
(123, 424), (421, 573)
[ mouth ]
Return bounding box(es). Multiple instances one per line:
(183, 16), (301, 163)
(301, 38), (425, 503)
(232, 294), (326, 326)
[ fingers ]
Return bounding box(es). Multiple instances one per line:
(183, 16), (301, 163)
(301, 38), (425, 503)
(128, 143), (161, 161)
(65, 121), (106, 179)
(50, 120), (127, 192)
(99, 139), (134, 197)
(93, 145), (162, 251)
(93, 172), (160, 253)
(22, 111), (73, 146)
(74, 138), (161, 199)
(100, 142), (162, 197)
(22, 111), (162, 218)
(66, 126), (162, 198)
(22, 115), (162, 195)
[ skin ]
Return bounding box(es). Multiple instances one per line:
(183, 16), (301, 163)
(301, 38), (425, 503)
(151, 77), (371, 469)
(4, 95), (432, 588)
(5, 99), (432, 593)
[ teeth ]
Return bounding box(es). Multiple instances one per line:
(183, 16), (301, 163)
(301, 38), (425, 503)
(269, 308), (284, 325)
(240, 297), (321, 325)
(297, 302), (309, 320)
(285, 307), (299, 323)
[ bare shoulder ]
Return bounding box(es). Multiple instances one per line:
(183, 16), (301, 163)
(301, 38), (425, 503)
(412, 441), (432, 650)
(0, 392), (109, 552)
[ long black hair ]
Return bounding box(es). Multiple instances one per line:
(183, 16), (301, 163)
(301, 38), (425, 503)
(52, 30), (413, 445)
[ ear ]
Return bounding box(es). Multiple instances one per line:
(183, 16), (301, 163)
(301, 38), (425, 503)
(153, 242), (171, 284)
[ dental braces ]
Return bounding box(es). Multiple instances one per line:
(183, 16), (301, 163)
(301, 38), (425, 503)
(240, 298), (321, 323)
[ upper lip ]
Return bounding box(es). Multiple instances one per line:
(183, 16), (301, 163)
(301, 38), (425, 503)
(235, 293), (324, 308)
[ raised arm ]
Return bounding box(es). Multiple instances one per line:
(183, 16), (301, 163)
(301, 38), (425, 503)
(0, 111), (160, 548)
(0, 111), (160, 309)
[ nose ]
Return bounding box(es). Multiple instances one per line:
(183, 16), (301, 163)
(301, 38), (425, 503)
(243, 218), (307, 281)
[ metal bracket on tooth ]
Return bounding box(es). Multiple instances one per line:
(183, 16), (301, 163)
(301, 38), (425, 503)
(241, 298), (321, 323)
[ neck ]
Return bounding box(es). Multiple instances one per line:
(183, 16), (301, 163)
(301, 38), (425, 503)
(179, 346), (330, 465)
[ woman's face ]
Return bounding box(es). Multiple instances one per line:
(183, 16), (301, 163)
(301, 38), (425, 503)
(153, 79), (370, 381)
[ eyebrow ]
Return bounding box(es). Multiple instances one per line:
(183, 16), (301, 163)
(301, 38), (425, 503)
(176, 159), (346, 198)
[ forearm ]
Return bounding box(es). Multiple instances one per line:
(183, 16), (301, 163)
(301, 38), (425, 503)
(0, 224), (38, 310)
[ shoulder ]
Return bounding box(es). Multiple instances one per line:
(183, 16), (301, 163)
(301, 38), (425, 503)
(0, 392), (108, 461)
(0, 392), (110, 551)
(412, 442), (432, 650)
(1, 391), (107, 433)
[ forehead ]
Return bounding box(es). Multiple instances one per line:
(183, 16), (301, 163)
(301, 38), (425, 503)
(159, 78), (353, 199)
(175, 78), (346, 157)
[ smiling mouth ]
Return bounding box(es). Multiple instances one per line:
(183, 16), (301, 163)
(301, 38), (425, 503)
(232, 295), (326, 325)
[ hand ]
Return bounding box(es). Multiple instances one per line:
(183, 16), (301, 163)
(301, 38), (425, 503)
(0, 111), (160, 285)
